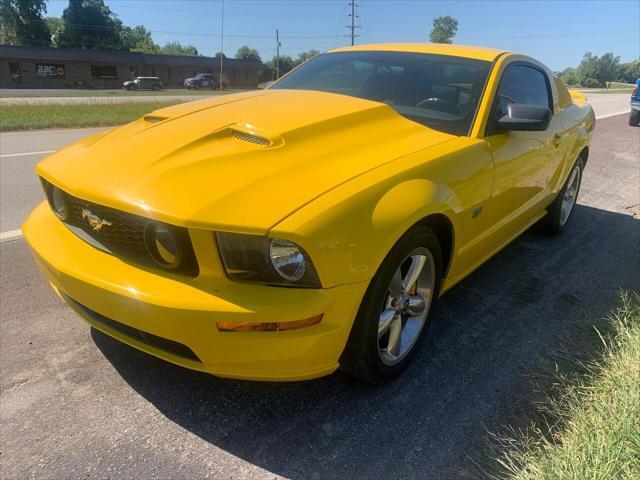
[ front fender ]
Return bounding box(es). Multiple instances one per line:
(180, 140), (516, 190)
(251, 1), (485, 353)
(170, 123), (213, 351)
(273, 176), (458, 288)
(270, 137), (491, 288)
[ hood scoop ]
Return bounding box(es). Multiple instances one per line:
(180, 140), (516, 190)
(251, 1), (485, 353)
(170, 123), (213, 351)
(231, 129), (271, 146)
(143, 115), (168, 124)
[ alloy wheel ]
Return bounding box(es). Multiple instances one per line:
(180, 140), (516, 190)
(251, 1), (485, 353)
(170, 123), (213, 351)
(560, 165), (581, 226)
(377, 247), (435, 366)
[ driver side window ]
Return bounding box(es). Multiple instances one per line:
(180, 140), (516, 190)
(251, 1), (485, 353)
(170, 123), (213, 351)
(496, 65), (551, 117)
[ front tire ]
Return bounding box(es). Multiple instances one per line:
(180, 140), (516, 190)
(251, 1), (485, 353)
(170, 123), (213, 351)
(629, 109), (640, 126)
(540, 158), (584, 235)
(340, 226), (442, 384)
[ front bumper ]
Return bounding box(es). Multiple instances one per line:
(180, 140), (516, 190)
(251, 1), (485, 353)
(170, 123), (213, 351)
(631, 100), (640, 111)
(23, 202), (368, 381)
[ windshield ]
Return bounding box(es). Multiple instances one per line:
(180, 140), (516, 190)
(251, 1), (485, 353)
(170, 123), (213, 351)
(271, 51), (492, 136)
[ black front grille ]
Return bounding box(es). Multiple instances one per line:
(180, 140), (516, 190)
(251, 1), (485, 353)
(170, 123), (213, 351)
(64, 294), (201, 363)
(42, 179), (199, 277)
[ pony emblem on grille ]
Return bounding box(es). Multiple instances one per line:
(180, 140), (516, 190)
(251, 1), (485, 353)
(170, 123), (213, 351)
(81, 208), (112, 231)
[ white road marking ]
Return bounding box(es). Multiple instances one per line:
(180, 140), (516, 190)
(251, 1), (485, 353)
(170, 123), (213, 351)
(0, 110), (629, 244)
(596, 111), (629, 120)
(0, 149), (55, 158)
(0, 229), (23, 242)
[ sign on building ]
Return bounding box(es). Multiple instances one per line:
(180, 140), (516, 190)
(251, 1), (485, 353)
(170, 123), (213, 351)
(36, 64), (65, 77)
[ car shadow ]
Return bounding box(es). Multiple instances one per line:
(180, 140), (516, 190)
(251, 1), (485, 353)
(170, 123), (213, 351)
(92, 203), (639, 479)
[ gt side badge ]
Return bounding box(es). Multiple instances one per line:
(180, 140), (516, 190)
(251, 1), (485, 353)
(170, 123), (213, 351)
(472, 206), (484, 219)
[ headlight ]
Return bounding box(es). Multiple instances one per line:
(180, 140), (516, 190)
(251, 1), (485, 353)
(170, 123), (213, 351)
(216, 232), (321, 288)
(270, 239), (306, 281)
(144, 222), (182, 269)
(43, 180), (68, 220)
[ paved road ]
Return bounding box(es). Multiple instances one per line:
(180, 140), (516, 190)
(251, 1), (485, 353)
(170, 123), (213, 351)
(582, 92), (633, 117)
(1, 114), (639, 479)
(0, 128), (106, 234)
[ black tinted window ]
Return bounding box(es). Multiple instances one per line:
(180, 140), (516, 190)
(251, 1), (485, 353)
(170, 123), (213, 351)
(496, 65), (550, 117)
(271, 51), (491, 136)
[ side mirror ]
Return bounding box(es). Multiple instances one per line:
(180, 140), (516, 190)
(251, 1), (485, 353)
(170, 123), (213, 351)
(496, 103), (551, 132)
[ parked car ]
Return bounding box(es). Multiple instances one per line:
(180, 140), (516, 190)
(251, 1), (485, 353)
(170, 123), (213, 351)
(123, 76), (162, 91)
(184, 73), (227, 90)
(629, 79), (640, 126)
(24, 44), (595, 384)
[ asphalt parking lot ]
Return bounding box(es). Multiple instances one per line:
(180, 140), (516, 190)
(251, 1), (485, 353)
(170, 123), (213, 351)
(1, 107), (639, 478)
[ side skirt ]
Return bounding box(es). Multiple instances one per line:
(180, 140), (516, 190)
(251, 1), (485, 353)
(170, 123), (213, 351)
(439, 210), (547, 295)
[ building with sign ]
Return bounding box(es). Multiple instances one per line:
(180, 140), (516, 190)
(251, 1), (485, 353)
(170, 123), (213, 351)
(0, 45), (262, 89)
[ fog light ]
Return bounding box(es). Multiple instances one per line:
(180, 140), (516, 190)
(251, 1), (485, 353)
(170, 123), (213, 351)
(45, 183), (68, 220)
(144, 222), (181, 269)
(216, 314), (323, 332)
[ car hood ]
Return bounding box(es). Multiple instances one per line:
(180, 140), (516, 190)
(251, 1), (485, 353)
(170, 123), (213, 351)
(37, 89), (454, 233)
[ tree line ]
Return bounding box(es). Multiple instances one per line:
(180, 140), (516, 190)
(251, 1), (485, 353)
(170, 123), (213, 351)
(1, 0), (199, 55)
(2, 3), (636, 85)
(559, 52), (639, 88)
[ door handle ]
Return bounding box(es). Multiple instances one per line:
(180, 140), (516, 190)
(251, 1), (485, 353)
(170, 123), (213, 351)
(552, 134), (562, 147)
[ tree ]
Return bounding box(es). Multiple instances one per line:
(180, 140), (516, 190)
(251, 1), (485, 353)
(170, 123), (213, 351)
(56, 0), (124, 50)
(429, 16), (458, 44)
(559, 67), (580, 86)
(121, 25), (159, 53)
(295, 49), (320, 65)
(620, 59), (640, 84)
(159, 41), (198, 56)
(235, 45), (261, 61)
(265, 55), (295, 78)
(214, 51), (226, 58)
(558, 52), (637, 88)
(0, 0), (51, 47)
(575, 52), (621, 87)
(46, 16), (63, 45)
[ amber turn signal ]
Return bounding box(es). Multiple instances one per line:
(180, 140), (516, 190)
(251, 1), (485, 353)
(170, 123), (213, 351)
(216, 314), (323, 332)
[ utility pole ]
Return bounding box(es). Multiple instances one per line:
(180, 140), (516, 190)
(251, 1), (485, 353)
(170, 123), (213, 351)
(275, 29), (281, 79)
(219, 0), (224, 91)
(347, 2), (360, 46)
(350, 1), (355, 45)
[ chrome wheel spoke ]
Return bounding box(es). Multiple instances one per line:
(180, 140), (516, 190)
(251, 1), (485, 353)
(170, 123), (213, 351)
(378, 308), (397, 339)
(389, 269), (403, 296)
(403, 255), (426, 292)
(386, 315), (402, 358)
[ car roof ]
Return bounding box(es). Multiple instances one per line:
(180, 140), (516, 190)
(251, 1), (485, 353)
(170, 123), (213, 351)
(136, 76), (160, 80)
(328, 43), (507, 62)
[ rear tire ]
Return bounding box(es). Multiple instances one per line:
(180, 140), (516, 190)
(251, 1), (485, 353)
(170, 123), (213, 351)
(340, 226), (442, 384)
(540, 158), (584, 235)
(629, 109), (640, 126)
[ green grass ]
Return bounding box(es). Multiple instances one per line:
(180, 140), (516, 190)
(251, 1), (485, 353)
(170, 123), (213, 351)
(0, 101), (185, 131)
(490, 292), (640, 480)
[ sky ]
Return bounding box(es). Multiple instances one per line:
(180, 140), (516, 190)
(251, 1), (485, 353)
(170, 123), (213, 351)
(44, 0), (640, 71)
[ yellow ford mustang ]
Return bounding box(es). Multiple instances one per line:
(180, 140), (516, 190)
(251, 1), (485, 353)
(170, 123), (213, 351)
(23, 44), (595, 383)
